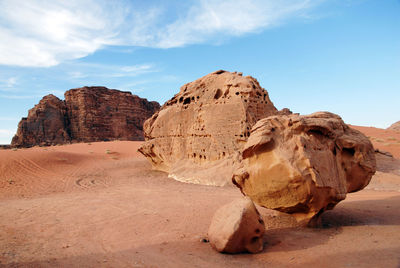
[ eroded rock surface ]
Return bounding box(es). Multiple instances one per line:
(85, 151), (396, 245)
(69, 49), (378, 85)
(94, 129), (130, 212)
(208, 197), (265, 254)
(12, 87), (159, 147)
(65, 87), (160, 142)
(232, 112), (376, 225)
(138, 70), (278, 185)
(12, 95), (70, 147)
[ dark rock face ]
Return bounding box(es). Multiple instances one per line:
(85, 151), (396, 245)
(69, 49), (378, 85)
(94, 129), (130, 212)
(12, 87), (160, 147)
(65, 87), (160, 142)
(12, 95), (70, 147)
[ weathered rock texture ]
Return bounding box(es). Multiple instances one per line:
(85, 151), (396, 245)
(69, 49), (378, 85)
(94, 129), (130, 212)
(388, 121), (400, 131)
(138, 70), (278, 185)
(232, 112), (376, 225)
(208, 197), (265, 254)
(12, 95), (70, 147)
(12, 87), (159, 147)
(64, 87), (159, 142)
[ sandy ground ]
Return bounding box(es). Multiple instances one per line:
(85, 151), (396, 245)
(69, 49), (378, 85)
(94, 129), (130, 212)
(0, 127), (400, 267)
(351, 125), (400, 158)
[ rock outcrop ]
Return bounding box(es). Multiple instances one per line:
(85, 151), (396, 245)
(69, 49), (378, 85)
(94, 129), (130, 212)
(138, 70), (278, 186)
(64, 87), (160, 142)
(12, 87), (160, 147)
(232, 112), (376, 225)
(388, 121), (400, 131)
(208, 197), (265, 254)
(12, 95), (70, 147)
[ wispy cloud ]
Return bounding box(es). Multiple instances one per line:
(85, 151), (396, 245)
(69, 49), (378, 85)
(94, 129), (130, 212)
(0, 61), (158, 101)
(155, 0), (319, 48)
(65, 63), (157, 80)
(110, 64), (156, 78)
(0, 76), (18, 90)
(0, 0), (322, 67)
(68, 72), (88, 79)
(5, 77), (17, 87)
(119, 64), (153, 73)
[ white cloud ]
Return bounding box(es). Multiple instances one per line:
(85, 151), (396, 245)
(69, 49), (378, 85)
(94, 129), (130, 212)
(64, 62), (157, 80)
(0, 0), (322, 67)
(5, 77), (17, 87)
(119, 64), (153, 73)
(0, 76), (18, 90)
(0, 0), (124, 67)
(155, 0), (318, 48)
(68, 72), (88, 79)
(111, 64), (156, 78)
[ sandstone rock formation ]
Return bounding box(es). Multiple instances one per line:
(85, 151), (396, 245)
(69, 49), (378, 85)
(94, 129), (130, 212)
(388, 121), (400, 131)
(208, 197), (265, 254)
(138, 70), (278, 185)
(64, 87), (160, 143)
(232, 112), (376, 225)
(12, 87), (159, 147)
(12, 94), (70, 147)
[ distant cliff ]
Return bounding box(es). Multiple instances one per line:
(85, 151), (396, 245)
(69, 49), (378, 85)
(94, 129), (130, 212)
(12, 87), (160, 147)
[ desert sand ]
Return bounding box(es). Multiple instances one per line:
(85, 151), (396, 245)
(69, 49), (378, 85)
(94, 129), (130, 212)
(351, 125), (400, 158)
(1, 127), (400, 267)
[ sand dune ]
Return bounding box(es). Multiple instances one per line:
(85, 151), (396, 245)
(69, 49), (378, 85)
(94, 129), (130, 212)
(351, 125), (400, 158)
(0, 128), (399, 267)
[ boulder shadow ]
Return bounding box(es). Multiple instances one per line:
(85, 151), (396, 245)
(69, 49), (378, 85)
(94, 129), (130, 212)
(321, 195), (400, 227)
(260, 194), (400, 254)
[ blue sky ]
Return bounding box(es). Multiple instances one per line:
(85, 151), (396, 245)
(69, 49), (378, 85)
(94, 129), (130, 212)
(0, 0), (399, 144)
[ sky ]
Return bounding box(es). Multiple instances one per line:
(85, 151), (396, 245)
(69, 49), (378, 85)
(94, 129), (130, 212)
(0, 0), (399, 144)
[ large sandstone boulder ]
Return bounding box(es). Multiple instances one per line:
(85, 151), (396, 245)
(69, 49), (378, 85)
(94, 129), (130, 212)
(138, 70), (278, 186)
(232, 112), (376, 225)
(388, 121), (400, 131)
(12, 87), (160, 147)
(208, 197), (265, 254)
(11, 94), (70, 147)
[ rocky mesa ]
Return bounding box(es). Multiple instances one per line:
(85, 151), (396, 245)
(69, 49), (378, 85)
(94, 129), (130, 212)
(12, 87), (160, 147)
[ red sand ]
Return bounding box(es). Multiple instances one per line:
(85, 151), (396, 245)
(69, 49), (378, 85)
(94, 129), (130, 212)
(351, 125), (400, 158)
(0, 130), (399, 267)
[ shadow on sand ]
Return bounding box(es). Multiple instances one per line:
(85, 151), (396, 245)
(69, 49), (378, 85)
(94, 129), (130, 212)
(3, 195), (400, 268)
(321, 195), (400, 227)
